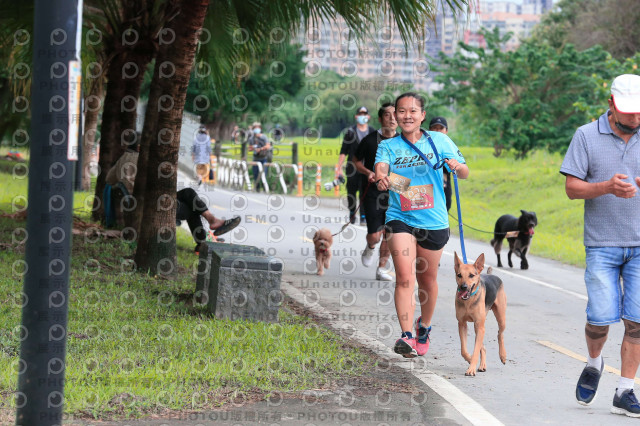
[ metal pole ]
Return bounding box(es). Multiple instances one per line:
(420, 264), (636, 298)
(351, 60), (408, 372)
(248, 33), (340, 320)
(291, 142), (298, 165)
(16, 1), (82, 425)
(74, 94), (84, 191)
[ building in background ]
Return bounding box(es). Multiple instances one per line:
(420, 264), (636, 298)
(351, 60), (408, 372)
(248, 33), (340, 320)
(299, 0), (554, 91)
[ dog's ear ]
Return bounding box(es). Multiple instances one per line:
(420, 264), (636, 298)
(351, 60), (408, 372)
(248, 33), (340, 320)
(312, 232), (319, 242)
(454, 251), (461, 271)
(520, 209), (527, 216)
(474, 253), (485, 273)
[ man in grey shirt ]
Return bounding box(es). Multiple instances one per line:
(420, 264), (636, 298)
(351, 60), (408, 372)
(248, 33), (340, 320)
(561, 74), (640, 417)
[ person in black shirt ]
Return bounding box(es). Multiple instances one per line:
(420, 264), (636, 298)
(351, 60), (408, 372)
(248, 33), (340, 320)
(429, 116), (452, 211)
(353, 103), (398, 281)
(336, 106), (375, 224)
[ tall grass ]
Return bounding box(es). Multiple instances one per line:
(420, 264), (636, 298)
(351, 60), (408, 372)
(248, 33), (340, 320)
(452, 147), (584, 266)
(0, 158), (371, 420)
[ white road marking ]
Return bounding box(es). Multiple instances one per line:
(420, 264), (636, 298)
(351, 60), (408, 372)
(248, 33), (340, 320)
(442, 251), (588, 301)
(282, 281), (504, 426)
(537, 340), (640, 384)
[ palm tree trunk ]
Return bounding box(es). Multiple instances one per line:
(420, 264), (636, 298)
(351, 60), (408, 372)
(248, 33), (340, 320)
(92, 50), (153, 221)
(81, 87), (103, 191)
(135, 0), (210, 275)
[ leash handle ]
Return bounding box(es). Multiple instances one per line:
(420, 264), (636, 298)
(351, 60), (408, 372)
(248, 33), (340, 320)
(452, 170), (467, 264)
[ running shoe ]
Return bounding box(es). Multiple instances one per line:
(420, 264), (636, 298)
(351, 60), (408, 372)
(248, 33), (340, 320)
(414, 316), (431, 356)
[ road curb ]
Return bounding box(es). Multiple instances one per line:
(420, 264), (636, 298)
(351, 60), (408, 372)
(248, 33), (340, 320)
(280, 280), (505, 426)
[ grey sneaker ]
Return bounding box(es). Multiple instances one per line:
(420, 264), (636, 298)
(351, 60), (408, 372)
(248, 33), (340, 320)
(375, 266), (393, 281)
(361, 244), (375, 267)
(612, 389), (640, 417)
(576, 359), (604, 406)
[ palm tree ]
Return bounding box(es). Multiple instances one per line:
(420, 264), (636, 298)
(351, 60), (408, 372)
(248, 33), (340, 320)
(133, 0), (470, 274)
(86, 0), (177, 220)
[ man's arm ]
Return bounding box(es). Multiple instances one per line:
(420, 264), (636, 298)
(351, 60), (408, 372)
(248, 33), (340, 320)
(336, 153), (346, 177)
(565, 174), (639, 199)
(336, 129), (354, 177)
(354, 158), (375, 182)
(105, 159), (119, 185)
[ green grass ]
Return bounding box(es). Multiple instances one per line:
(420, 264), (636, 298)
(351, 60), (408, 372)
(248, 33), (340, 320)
(451, 147), (584, 266)
(0, 158), (371, 420)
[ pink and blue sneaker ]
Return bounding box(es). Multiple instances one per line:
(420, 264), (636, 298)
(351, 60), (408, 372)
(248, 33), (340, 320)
(394, 332), (418, 358)
(415, 316), (431, 356)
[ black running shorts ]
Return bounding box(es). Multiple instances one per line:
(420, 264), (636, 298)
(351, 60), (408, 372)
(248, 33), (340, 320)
(384, 220), (450, 251)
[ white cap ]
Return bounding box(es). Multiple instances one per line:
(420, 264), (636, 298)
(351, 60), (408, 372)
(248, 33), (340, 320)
(611, 74), (640, 114)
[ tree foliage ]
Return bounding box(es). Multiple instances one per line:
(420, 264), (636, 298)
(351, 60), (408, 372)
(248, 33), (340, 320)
(533, 0), (640, 60)
(431, 28), (617, 158)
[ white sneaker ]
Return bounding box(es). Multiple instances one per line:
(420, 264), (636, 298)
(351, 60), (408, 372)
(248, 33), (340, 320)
(362, 244), (375, 267)
(376, 266), (393, 281)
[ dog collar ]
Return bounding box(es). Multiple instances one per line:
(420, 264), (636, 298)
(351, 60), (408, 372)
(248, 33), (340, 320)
(457, 283), (479, 298)
(469, 284), (479, 297)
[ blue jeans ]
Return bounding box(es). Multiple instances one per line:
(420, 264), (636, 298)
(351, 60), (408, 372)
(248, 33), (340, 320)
(585, 246), (640, 325)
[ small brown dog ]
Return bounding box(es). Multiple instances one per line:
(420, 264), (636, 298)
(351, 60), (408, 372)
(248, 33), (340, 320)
(312, 228), (333, 276)
(454, 252), (507, 376)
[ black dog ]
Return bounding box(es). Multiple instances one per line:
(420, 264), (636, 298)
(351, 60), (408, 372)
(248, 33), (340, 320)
(490, 210), (538, 270)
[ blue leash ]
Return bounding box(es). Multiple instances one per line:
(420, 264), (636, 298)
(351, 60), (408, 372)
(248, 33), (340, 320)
(452, 171), (467, 264)
(400, 131), (468, 264)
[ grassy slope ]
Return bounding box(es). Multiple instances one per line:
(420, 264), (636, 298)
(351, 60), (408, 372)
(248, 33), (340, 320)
(0, 157), (370, 420)
(452, 147), (584, 266)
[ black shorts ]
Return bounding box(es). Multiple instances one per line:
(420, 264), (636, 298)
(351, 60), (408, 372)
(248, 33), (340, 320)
(384, 220), (450, 251)
(363, 191), (388, 234)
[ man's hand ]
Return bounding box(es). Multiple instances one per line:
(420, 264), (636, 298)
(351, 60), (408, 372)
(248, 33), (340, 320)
(608, 174), (637, 198)
(367, 171), (376, 183)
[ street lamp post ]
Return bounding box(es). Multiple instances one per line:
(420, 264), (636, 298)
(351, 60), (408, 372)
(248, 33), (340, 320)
(16, 1), (82, 425)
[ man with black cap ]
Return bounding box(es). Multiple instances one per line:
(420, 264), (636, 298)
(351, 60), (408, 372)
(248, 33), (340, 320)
(562, 74), (640, 417)
(336, 106), (375, 224)
(429, 116), (452, 212)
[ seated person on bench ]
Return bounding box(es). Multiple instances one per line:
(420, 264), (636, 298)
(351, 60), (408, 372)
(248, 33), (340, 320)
(105, 140), (140, 227)
(106, 143), (241, 248)
(176, 188), (241, 251)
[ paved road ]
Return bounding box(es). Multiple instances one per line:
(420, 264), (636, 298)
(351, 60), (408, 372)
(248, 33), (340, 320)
(196, 181), (638, 426)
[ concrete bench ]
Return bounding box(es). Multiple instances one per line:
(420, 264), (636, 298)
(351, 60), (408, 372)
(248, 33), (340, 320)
(196, 242), (283, 322)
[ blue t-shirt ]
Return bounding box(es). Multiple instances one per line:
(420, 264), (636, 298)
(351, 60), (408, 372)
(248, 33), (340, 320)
(375, 131), (466, 230)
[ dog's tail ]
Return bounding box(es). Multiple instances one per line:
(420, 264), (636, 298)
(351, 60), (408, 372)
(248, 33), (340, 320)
(486, 266), (493, 275)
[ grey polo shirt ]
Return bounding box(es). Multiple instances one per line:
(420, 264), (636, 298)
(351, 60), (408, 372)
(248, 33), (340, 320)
(560, 111), (640, 247)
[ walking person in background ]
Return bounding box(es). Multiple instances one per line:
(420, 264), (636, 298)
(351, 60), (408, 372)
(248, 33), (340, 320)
(248, 121), (271, 192)
(354, 103), (398, 281)
(561, 74), (640, 417)
(192, 126), (212, 187)
(429, 117), (452, 212)
(336, 106), (375, 225)
(375, 92), (468, 358)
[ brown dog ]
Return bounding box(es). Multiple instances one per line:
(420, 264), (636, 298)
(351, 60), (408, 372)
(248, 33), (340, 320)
(454, 252), (507, 376)
(312, 228), (333, 276)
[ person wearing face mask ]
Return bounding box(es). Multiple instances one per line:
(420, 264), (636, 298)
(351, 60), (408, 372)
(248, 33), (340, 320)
(336, 106), (375, 225)
(248, 121), (271, 192)
(429, 117), (452, 212)
(192, 126), (212, 187)
(561, 74), (640, 417)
